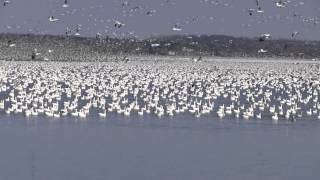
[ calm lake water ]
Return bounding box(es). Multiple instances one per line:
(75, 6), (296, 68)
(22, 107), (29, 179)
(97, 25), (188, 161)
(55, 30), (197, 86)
(0, 115), (319, 180)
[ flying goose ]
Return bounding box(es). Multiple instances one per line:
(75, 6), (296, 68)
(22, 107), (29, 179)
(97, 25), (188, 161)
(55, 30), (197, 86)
(62, 0), (69, 8)
(48, 16), (59, 22)
(172, 24), (182, 31)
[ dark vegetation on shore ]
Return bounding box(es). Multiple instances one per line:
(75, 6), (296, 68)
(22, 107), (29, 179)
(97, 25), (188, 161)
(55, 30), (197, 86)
(0, 33), (319, 61)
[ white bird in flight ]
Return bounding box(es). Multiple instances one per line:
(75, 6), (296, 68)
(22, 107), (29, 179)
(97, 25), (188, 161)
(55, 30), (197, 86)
(258, 49), (268, 53)
(172, 24), (182, 31)
(3, 0), (10, 7)
(114, 20), (125, 28)
(74, 25), (81, 36)
(62, 0), (69, 8)
(146, 9), (156, 16)
(259, 33), (271, 41)
(48, 16), (59, 22)
(275, 0), (288, 8)
(255, 0), (264, 13)
(291, 31), (299, 38)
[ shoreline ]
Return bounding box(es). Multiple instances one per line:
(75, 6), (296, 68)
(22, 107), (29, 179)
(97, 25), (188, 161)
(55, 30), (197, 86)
(1, 55), (319, 64)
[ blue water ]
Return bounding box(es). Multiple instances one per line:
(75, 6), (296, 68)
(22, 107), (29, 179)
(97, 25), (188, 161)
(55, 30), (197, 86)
(0, 115), (319, 180)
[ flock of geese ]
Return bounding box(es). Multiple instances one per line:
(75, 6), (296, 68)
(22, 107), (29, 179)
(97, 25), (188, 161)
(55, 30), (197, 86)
(0, 59), (319, 123)
(3, 0), (317, 40)
(1, 0), (319, 124)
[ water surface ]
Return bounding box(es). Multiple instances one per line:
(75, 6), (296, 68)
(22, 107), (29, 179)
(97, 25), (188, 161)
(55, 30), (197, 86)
(0, 115), (319, 180)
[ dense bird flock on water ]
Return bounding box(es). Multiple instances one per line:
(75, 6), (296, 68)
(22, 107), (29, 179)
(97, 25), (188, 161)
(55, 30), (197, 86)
(0, 59), (319, 122)
(0, 0), (319, 122)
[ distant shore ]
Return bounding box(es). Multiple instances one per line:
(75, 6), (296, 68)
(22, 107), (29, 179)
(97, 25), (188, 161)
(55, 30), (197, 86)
(0, 33), (319, 61)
